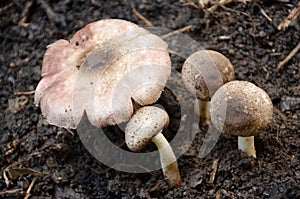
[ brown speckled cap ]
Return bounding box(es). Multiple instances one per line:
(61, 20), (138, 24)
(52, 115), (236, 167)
(34, 19), (171, 129)
(182, 50), (235, 101)
(210, 80), (273, 137)
(125, 106), (169, 152)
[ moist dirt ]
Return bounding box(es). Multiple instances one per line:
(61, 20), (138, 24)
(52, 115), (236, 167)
(0, 0), (300, 198)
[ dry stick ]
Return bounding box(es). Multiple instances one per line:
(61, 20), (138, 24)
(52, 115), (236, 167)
(65, 128), (75, 136)
(198, 0), (210, 8)
(18, 0), (35, 26)
(208, 0), (232, 12)
(39, 0), (57, 22)
(209, 159), (219, 184)
(161, 25), (193, 39)
(275, 0), (290, 2)
(182, 2), (202, 10)
(131, 2), (154, 27)
(220, 5), (250, 17)
(24, 177), (37, 199)
(277, 41), (300, 71)
(3, 169), (11, 187)
(259, 5), (272, 22)
(14, 91), (35, 96)
(207, 0), (250, 12)
(278, 1), (300, 30)
(0, 189), (23, 197)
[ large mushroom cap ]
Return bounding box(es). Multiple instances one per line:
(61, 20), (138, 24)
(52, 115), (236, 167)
(125, 106), (169, 152)
(210, 80), (273, 137)
(34, 19), (171, 129)
(182, 50), (234, 101)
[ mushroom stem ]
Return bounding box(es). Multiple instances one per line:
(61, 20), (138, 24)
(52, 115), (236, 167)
(151, 132), (182, 187)
(194, 100), (210, 125)
(199, 100), (210, 125)
(238, 136), (256, 158)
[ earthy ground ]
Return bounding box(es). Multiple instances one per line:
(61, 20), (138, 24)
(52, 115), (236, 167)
(1, 0), (300, 198)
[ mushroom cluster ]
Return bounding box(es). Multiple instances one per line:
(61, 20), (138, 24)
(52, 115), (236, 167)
(35, 18), (274, 188)
(181, 50), (273, 158)
(35, 19), (181, 186)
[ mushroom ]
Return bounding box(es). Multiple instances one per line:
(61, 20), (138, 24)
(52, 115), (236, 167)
(34, 19), (171, 128)
(209, 80), (273, 158)
(125, 106), (181, 187)
(181, 50), (235, 124)
(34, 19), (178, 184)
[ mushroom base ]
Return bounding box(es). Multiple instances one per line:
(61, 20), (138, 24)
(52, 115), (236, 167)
(194, 100), (210, 125)
(152, 132), (182, 187)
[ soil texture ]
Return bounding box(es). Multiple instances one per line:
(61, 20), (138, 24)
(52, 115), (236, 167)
(0, 0), (300, 198)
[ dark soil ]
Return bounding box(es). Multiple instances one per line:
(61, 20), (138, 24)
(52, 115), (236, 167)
(1, 0), (300, 198)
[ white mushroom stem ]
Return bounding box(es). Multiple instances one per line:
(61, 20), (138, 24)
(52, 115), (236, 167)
(125, 106), (182, 187)
(194, 100), (210, 125)
(238, 136), (256, 158)
(151, 132), (182, 187)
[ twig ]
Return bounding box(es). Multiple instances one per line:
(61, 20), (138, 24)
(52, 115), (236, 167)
(277, 41), (300, 71)
(14, 90), (35, 96)
(182, 2), (202, 10)
(0, 188), (23, 197)
(3, 170), (11, 187)
(209, 158), (219, 184)
(24, 177), (37, 199)
(207, 0), (250, 12)
(275, 0), (290, 2)
(161, 25), (193, 39)
(131, 2), (154, 27)
(39, 0), (56, 21)
(259, 5), (272, 22)
(220, 5), (251, 17)
(18, 0), (35, 26)
(65, 128), (75, 136)
(278, 1), (300, 30)
(270, 52), (282, 57)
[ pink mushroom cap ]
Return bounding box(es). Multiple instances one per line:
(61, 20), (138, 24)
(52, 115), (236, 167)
(34, 19), (171, 129)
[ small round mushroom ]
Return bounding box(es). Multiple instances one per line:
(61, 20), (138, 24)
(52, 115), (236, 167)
(125, 106), (182, 187)
(182, 50), (234, 124)
(209, 80), (273, 158)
